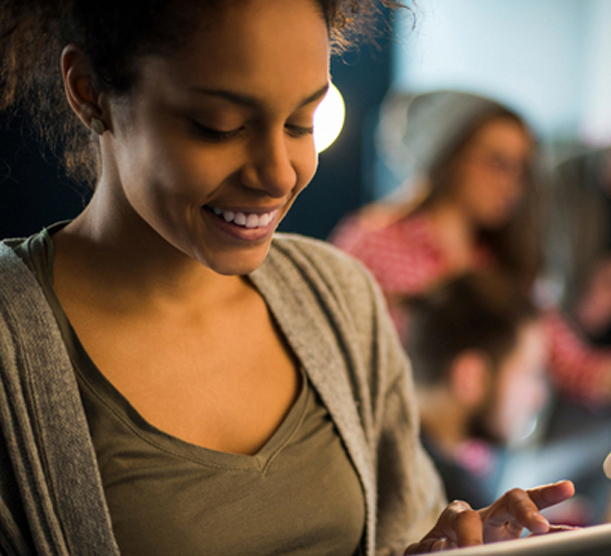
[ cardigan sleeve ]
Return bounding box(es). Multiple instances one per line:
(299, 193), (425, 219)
(350, 253), (447, 554)
(289, 237), (446, 553)
(250, 234), (447, 555)
(0, 242), (120, 556)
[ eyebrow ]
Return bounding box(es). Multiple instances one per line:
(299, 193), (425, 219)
(188, 83), (330, 109)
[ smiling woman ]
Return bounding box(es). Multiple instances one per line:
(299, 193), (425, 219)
(0, 1), (577, 555)
(59, 0), (330, 277)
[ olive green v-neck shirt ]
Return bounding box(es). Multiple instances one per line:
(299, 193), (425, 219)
(15, 228), (365, 556)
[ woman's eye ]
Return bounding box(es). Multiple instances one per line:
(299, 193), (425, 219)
(190, 121), (244, 142)
(285, 123), (314, 138)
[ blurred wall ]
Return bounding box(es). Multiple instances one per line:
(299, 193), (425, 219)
(0, 115), (92, 240)
(393, 0), (611, 144)
(580, 0), (611, 145)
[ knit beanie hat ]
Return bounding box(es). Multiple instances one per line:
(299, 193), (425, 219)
(376, 89), (522, 195)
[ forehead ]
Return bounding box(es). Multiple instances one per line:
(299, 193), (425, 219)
(469, 117), (532, 155)
(139, 0), (330, 102)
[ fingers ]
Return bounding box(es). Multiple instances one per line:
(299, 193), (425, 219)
(403, 537), (453, 554)
(405, 482), (576, 554)
(519, 481), (575, 535)
(404, 500), (485, 554)
(525, 480), (575, 511)
(488, 487), (550, 535)
(528, 524), (581, 537)
(479, 481), (575, 541)
(446, 501), (486, 547)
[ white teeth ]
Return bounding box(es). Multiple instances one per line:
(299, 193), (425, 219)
(210, 207), (277, 229)
(245, 214), (259, 228)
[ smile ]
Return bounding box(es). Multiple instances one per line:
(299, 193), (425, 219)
(209, 207), (279, 229)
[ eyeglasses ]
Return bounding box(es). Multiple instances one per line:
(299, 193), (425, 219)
(463, 149), (530, 182)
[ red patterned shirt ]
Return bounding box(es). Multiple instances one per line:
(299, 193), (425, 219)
(331, 210), (611, 405)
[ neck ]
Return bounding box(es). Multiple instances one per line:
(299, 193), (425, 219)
(52, 186), (245, 311)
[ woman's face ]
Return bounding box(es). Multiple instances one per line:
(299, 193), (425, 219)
(450, 117), (533, 229)
(100, 0), (329, 275)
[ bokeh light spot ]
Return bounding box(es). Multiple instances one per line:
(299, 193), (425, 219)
(314, 83), (346, 153)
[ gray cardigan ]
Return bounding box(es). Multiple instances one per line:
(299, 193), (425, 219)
(0, 233), (444, 556)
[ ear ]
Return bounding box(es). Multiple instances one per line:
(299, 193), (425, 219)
(448, 350), (492, 409)
(61, 44), (109, 133)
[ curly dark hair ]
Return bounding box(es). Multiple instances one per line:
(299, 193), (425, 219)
(0, 0), (413, 185)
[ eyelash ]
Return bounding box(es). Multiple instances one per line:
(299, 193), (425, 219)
(191, 122), (244, 142)
(286, 124), (314, 138)
(191, 121), (314, 142)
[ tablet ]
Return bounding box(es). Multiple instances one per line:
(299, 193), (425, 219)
(448, 523), (611, 556)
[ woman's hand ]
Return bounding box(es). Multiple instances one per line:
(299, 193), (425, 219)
(404, 480), (575, 554)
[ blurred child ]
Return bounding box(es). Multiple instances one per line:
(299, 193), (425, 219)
(406, 272), (548, 508)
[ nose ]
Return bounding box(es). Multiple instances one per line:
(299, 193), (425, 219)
(241, 131), (299, 198)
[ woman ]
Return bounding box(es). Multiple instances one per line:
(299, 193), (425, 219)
(0, 3), (573, 555)
(331, 89), (611, 406)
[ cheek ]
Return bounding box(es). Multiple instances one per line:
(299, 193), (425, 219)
(453, 168), (490, 206)
(287, 143), (319, 201)
(115, 142), (222, 239)
(471, 178), (500, 206)
(302, 149), (319, 187)
(147, 140), (230, 203)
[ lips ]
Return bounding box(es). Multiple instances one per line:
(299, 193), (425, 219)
(208, 206), (279, 229)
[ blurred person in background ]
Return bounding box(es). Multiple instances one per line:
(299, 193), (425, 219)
(330, 89), (611, 524)
(330, 89), (611, 408)
(406, 272), (548, 510)
(541, 145), (611, 522)
(546, 146), (611, 347)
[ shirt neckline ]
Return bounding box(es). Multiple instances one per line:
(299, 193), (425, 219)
(30, 225), (311, 471)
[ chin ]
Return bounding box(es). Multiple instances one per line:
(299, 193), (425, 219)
(201, 247), (271, 276)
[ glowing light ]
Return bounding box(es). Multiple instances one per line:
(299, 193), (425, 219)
(313, 83), (346, 153)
